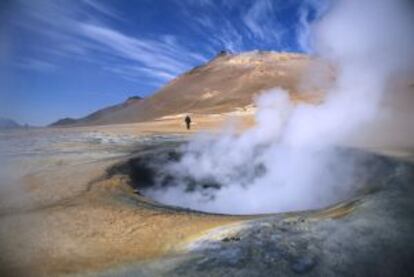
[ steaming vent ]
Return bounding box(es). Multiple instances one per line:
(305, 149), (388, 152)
(109, 145), (395, 215)
(108, 0), (414, 215)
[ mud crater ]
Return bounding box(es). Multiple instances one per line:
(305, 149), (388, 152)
(106, 141), (401, 214)
(108, 147), (224, 194)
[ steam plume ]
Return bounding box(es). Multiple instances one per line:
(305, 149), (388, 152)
(146, 0), (414, 214)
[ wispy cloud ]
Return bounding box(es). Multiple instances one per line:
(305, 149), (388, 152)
(213, 20), (244, 52)
(9, 0), (327, 86)
(242, 0), (287, 45)
(80, 24), (187, 73)
(189, 0), (214, 7)
(104, 65), (175, 84)
(82, 0), (123, 21)
(12, 0), (208, 84)
(15, 58), (57, 72)
(243, 0), (274, 40)
(297, 0), (331, 52)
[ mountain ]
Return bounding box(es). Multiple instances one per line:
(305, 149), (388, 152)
(0, 117), (22, 129)
(49, 96), (143, 127)
(49, 118), (78, 127)
(51, 51), (328, 127)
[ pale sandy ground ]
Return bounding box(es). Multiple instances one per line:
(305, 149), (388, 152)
(0, 114), (255, 276)
(71, 112), (256, 136)
(1, 112), (413, 276)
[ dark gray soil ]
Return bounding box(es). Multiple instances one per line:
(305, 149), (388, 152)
(100, 142), (414, 277)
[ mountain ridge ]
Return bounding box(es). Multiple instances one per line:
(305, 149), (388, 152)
(0, 117), (23, 129)
(50, 51), (325, 127)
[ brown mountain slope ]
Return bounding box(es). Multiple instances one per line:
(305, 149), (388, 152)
(50, 96), (143, 127)
(51, 51), (326, 127)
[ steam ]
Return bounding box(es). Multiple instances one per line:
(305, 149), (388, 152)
(145, 0), (414, 214)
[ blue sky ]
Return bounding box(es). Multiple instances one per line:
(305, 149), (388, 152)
(0, 0), (329, 126)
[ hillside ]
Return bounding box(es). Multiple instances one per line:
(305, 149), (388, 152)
(0, 117), (22, 129)
(51, 51), (328, 127)
(50, 96), (143, 127)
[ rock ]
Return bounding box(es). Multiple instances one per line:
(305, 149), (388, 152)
(290, 256), (317, 274)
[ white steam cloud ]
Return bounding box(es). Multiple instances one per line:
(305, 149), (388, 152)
(146, 0), (414, 214)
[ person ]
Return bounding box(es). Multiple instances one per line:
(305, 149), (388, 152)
(184, 115), (192, 130)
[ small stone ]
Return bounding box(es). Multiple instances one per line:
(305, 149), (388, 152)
(291, 256), (317, 273)
(222, 236), (241, 242)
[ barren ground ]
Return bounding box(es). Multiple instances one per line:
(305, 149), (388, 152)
(1, 113), (414, 276)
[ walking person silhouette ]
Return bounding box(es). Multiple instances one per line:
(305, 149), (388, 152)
(184, 115), (192, 130)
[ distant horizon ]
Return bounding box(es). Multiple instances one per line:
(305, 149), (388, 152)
(0, 0), (330, 126)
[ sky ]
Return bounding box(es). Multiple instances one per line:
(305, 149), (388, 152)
(0, 0), (330, 126)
